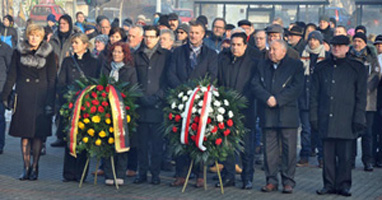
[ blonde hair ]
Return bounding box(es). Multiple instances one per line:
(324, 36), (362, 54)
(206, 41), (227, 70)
(71, 32), (93, 50)
(26, 23), (45, 38)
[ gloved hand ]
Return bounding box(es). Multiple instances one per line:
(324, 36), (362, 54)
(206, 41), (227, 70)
(45, 105), (54, 116)
(310, 121), (319, 132)
(2, 100), (10, 110)
(352, 122), (366, 136)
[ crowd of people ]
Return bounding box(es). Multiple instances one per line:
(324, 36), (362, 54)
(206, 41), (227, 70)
(0, 9), (381, 197)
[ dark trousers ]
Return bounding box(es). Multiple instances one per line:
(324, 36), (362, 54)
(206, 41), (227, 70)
(223, 128), (255, 182)
(311, 129), (323, 160)
(63, 147), (89, 181)
(137, 122), (163, 177)
(299, 110), (311, 159)
(175, 154), (203, 178)
(362, 111), (375, 165)
(263, 128), (297, 187)
(127, 147), (138, 171)
(372, 111), (382, 163)
(322, 139), (352, 191)
(104, 152), (128, 179)
(0, 103), (5, 150)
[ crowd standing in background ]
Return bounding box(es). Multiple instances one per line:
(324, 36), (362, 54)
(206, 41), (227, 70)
(0, 9), (382, 198)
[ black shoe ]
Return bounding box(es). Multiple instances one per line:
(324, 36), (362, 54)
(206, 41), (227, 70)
(19, 167), (31, 180)
(375, 161), (382, 168)
(151, 176), (160, 185)
(133, 176), (147, 184)
(364, 163), (373, 172)
(29, 167), (38, 181)
(215, 178), (235, 187)
(338, 189), (352, 197)
(0, 149), (3, 154)
(50, 139), (66, 147)
(242, 180), (253, 189)
(316, 188), (336, 195)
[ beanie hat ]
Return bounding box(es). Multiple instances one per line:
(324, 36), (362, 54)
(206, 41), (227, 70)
(355, 25), (367, 35)
(353, 32), (367, 44)
(374, 34), (382, 45)
(47, 14), (56, 23)
(177, 23), (190, 34)
(308, 31), (323, 44)
(94, 34), (109, 46)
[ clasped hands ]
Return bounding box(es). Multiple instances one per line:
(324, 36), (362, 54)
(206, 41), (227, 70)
(267, 96), (277, 107)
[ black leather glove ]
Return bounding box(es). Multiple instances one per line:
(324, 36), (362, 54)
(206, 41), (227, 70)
(352, 123), (366, 136)
(310, 121), (319, 132)
(2, 100), (10, 110)
(45, 105), (54, 116)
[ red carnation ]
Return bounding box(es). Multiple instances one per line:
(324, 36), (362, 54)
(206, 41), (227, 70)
(169, 113), (173, 120)
(98, 106), (105, 113)
(121, 93), (126, 98)
(207, 118), (212, 124)
(191, 135), (196, 141)
(106, 86), (110, 93)
(92, 100), (99, 105)
(85, 94), (89, 99)
(68, 102), (73, 109)
(223, 129), (231, 136)
(194, 116), (200, 123)
(102, 101), (109, 107)
(96, 85), (104, 91)
(86, 101), (90, 107)
(227, 119), (234, 127)
(218, 122), (225, 130)
(91, 92), (97, 99)
(191, 123), (198, 131)
(105, 113), (111, 118)
(172, 126), (178, 133)
(204, 137), (207, 141)
(175, 115), (181, 122)
(125, 106), (130, 110)
(81, 106), (85, 111)
(211, 126), (218, 133)
(75, 90), (80, 96)
(83, 113), (89, 118)
(90, 106), (97, 113)
(215, 138), (222, 146)
(101, 92), (107, 98)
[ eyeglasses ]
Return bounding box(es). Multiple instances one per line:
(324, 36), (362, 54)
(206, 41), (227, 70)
(177, 31), (186, 34)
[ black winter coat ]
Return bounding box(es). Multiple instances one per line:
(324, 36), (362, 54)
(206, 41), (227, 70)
(1, 41), (56, 138)
(310, 55), (367, 139)
(252, 56), (304, 128)
(292, 39), (306, 55)
(135, 45), (171, 123)
(218, 48), (258, 128)
(101, 62), (137, 85)
(0, 41), (12, 94)
(167, 43), (218, 88)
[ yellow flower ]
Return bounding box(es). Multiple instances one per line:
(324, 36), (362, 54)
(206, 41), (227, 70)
(109, 127), (114, 133)
(99, 130), (106, 138)
(105, 118), (111, 124)
(82, 137), (89, 143)
(87, 128), (95, 137)
(92, 116), (101, 123)
(83, 118), (90, 124)
(126, 115), (131, 123)
(78, 122), (85, 130)
(95, 139), (102, 146)
(108, 137), (114, 144)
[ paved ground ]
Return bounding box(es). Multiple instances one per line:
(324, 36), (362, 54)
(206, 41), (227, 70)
(0, 114), (382, 200)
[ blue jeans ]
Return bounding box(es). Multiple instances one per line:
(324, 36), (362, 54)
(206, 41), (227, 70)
(299, 110), (311, 159)
(0, 103), (5, 150)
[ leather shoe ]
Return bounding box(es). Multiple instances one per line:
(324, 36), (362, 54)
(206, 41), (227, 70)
(282, 185), (293, 193)
(19, 167), (31, 181)
(316, 188), (336, 195)
(170, 177), (185, 187)
(29, 167), (38, 181)
(126, 170), (136, 177)
(338, 189), (352, 197)
(242, 180), (253, 189)
(215, 178), (235, 187)
(91, 169), (104, 176)
(50, 139), (66, 147)
(133, 176), (147, 184)
(375, 161), (382, 168)
(195, 178), (204, 188)
(364, 163), (373, 172)
(151, 176), (161, 185)
(261, 183), (278, 192)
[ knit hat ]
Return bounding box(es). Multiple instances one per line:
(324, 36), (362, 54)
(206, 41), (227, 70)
(330, 35), (350, 45)
(319, 15), (330, 22)
(308, 31), (323, 44)
(158, 15), (170, 29)
(123, 18), (133, 27)
(374, 34), (382, 45)
(196, 15), (208, 26)
(353, 32), (367, 44)
(94, 34), (109, 46)
(47, 14), (56, 23)
(177, 23), (190, 34)
(355, 25), (367, 35)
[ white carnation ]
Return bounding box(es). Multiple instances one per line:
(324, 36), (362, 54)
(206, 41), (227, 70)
(217, 114), (224, 122)
(218, 107), (226, 114)
(181, 112), (186, 118)
(213, 101), (221, 107)
(198, 109), (202, 114)
(171, 102), (177, 109)
(182, 96), (188, 102)
(195, 94), (201, 100)
(178, 104), (184, 111)
(228, 111), (234, 118)
(192, 107), (197, 113)
(201, 87), (207, 92)
(209, 107), (214, 113)
(187, 90), (193, 95)
(178, 92), (184, 98)
(198, 100), (204, 107)
(224, 99), (230, 106)
(213, 91), (220, 97)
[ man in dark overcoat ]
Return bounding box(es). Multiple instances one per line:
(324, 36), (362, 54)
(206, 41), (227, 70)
(311, 35), (367, 197)
(133, 25), (171, 185)
(216, 32), (258, 189)
(167, 20), (218, 188)
(252, 39), (304, 194)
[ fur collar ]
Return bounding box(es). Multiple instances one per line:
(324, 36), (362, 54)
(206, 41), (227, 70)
(18, 41), (53, 69)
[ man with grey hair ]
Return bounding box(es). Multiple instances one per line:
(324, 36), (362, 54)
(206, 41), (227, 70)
(252, 39), (304, 194)
(99, 18), (111, 35)
(128, 26), (144, 52)
(160, 29), (175, 51)
(266, 24), (300, 59)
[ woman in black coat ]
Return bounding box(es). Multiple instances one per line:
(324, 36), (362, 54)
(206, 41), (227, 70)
(57, 33), (99, 182)
(1, 24), (56, 180)
(101, 41), (137, 185)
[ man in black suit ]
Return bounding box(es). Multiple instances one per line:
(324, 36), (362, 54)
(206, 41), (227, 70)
(168, 20), (218, 188)
(252, 39), (304, 194)
(215, 32), (258, 189)
(133, 25), (171, 185)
